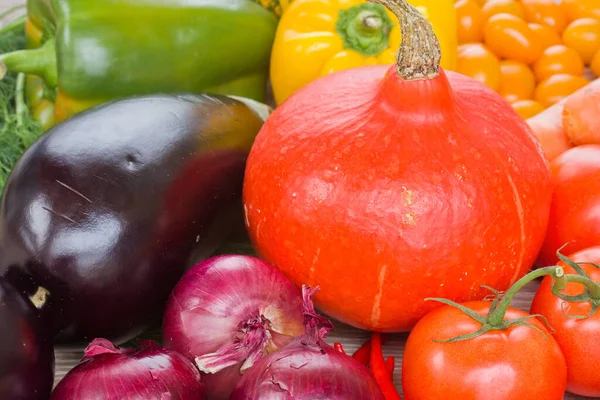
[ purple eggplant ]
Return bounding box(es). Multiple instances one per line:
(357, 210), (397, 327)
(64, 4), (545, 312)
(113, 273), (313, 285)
(0, 276), (54, 399)
(0, 94), (270, 345)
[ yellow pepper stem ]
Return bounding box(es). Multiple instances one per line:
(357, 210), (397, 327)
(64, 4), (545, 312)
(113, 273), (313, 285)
(335, 4), (394, 57)
(368, 0), (441, 81)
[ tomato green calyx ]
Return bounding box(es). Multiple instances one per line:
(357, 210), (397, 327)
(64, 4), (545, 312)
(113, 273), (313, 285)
(551, 250), (600, 319)
(425, 266), (565, 343)
(336, 4), (394, 57)
(368, 0), (441, 81)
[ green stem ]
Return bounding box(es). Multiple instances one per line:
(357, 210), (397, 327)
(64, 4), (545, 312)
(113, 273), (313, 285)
(336, 3), (394, 57)
(425, 267), (565, 343)
(0, 38), (57, 87)
(368, 0), (441, 80)
(0, 14), (26, 35)
(15, 73), (26, 128)
(561, 274), (600, 301)
(487, 266), (564, 326)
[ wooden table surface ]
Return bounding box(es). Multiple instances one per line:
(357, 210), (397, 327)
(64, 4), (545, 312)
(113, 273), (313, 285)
(0, 1), (595, 398)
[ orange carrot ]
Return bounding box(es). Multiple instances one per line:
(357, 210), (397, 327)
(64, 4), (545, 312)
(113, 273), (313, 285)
(563, 78), (600, 146)
(526, 78), (600, 161)
(526, 97), (573, 162)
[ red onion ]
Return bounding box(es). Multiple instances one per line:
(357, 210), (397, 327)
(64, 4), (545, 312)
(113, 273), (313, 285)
(50, 339), (205, 399)
(162, 254), (304, 400)
(230, 285), (386, 400)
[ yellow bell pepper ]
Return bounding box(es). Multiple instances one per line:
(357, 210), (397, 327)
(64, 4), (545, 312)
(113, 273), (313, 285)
(270, 0), (458, 104)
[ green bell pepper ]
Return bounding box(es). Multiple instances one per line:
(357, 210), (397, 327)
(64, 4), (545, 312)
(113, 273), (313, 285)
(1, 0), (277, 128)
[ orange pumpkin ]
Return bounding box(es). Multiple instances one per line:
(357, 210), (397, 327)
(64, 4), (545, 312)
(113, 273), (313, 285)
(243, 0), (552, 331)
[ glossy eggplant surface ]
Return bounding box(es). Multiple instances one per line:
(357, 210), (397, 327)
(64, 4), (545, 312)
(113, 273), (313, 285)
(0, 93), (268, 345)
(0, 277), (54, 399)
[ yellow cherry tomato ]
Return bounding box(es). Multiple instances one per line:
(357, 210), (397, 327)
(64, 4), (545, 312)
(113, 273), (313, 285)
(561, 0), (600, 23)
(483, 13), (543, 65)
(528, 22), (562, 51)
(455, 0), (485, 44)
(532, 44), (585, 83)
(562, 18), (600, 65)
(521, 0), (567, 34)
(481, 0), (525, 21)
(457, 43), (502, 91)
(534, 73), (590, 107)
(498, 60), (536, 102)
(456, 0), (487, 5)
(591, 49), (600, 77)
(511, 99), (545, 119)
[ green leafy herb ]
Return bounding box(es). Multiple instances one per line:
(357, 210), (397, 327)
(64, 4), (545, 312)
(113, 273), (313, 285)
(0, 21), (44, 198)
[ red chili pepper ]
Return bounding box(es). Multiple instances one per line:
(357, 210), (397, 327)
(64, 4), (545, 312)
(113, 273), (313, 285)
(385, 356), (395, 379)
(334, 342), (347, 355)
(352, 339), (372, 365)
(370, 333), (402, 400)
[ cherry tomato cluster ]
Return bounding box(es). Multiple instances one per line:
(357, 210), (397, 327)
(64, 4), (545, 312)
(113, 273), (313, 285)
(454, 0), (600, 119)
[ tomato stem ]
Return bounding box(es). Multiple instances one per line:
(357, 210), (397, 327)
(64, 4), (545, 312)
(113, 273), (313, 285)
(368, 0), (441, 80)
(487, 266), (564, 326)
(553, 250), (600, 302)
(425, 266), (565, 343)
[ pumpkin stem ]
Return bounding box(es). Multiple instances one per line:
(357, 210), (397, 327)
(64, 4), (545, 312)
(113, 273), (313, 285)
(368, 0), (441, 81)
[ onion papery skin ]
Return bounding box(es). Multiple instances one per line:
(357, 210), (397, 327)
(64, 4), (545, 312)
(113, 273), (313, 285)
(230, 339), (386, 400)
(0, 277), (55, 400)
(162, 254), (304, 400)
(230, 286), (385, 400)
(50, 338), (205, 400)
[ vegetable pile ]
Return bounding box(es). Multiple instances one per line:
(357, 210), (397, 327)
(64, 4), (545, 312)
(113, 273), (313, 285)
(245, 0), (552, 333)
(0, 8), (43, 198)
(454, 0), (599, 119)
(0, 0), (600, 399)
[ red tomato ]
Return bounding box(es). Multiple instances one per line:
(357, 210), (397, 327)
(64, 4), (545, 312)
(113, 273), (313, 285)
(538, 145), (600, 266)
(401, 300), (567, 400)
(531, 246), (600, 398)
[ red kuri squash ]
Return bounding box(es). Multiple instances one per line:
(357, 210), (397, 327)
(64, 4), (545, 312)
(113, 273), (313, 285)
(243, 0), (552, 331)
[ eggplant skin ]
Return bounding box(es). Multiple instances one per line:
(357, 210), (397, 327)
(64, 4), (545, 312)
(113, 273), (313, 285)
(0, 277), (55, 400)
(0, 93), (266, 345)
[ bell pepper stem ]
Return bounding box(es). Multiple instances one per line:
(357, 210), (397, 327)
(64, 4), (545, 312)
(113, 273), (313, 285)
(0, 38), (57, 88)
(335, 4), (394, 57)
(368, 0), (441, 80)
